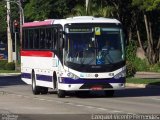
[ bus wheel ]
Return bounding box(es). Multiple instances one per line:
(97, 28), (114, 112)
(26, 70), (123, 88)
(57, 89), (65, 98)
(32, 72), (41, 95)
(104, 90), (114, 97)
(40, 87), (48, 94)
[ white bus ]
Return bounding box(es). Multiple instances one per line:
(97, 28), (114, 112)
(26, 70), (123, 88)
(21, 16), (126, 98)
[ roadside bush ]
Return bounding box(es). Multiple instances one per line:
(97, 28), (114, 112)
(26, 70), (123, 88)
(126, 61), (136, 77)
(126, 40), (137, 77)
(0, 60), (7, 70)
(5, 62), (15, 70)
(126, 40), (137, 62)
(149, 62), (160, 72)
(133, 57), (149, 71)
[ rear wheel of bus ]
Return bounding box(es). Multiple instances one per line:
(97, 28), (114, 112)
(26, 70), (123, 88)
(32, 71), (41, 95)
(32, 71), (48, 95)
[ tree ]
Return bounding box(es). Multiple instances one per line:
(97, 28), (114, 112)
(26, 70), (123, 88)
(132, 0), (160, 64)
(70, 0), (114, 17)
(0, 1), (7, 43)
(24, 0), (83, 20)
(24, 0), (51, 21)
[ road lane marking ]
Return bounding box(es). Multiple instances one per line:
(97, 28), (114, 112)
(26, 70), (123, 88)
(151, 98), (160, 101)
(46, 99), (54, 102)
(85, 106), (95, 109)
(65, 102), (74, 105)
(39, 98), (45, 101)
(97, 108), (108, 111)
(112, 110), (123, 113)
(75, 104), (84, 107)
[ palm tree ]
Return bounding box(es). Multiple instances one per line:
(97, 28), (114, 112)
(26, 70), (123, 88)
(69, 0), (115, 18)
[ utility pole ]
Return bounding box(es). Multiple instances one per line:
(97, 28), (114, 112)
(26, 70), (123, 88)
(7, 0), (13, 63)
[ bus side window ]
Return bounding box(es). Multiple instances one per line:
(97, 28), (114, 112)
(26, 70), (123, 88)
(22, 29), (25, 49)
(29, 29), (34, 49)
(45, 28), (51, 49)
(40, 28), (45, 49)
(50, 28), (54, 49)
(24, 29), (29, 49)
(33, 29), (39, 49)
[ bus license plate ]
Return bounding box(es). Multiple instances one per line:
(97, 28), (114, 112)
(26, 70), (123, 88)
(90, 86), (103, 90)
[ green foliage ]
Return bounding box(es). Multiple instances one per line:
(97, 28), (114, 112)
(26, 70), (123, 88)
(5, 62), (15, 70)
(0, 1), (7, 43)
(24, 0), (81, 20)
(149, 62), (160, 72)
(24, 0), (51, 21)
(133, 57), (149, 71)
(126, 78), (160, 85)
(0, 60), (8, 70)
(126, 61), (136, 77)
(126, 40), (137, 62)
(70, 5), (86, 16)
(0, 1), (6, 32)
(132, 0), (160, 11)
(50, 0), (70, 18)
(70, 0), (114, 17)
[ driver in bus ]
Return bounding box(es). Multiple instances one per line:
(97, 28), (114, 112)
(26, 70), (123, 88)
(102, 40), (114, 51)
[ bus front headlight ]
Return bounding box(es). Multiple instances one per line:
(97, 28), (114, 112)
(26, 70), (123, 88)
(67, 73), (79, 80)
(114, 70), (126, 79)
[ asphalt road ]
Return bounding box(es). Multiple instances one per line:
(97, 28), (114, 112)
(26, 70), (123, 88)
(0, 76), (160, 120)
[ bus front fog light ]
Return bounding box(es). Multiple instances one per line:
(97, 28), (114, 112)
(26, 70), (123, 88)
(119, 83), (124, 87)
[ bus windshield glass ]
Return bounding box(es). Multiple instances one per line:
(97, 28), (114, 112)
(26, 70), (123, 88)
(64, 25), (125, 65)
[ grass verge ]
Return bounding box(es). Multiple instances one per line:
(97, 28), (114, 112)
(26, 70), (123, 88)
(0, 70), (20, 73)
(126, 78), (160, 86)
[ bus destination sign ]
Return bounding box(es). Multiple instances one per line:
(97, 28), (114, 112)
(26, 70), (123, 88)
(69, 28), (92, 33)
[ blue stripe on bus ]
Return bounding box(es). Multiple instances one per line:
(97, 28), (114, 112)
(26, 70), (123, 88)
(61, 77), (125, 84)
(21, 72), (125, 84)
(21, 73), (31, 79)
(36, 74), (52, 82)
(21, 73), (52, 82)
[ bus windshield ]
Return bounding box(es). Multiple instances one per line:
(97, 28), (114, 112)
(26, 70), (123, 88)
(64, 25), (125, 66)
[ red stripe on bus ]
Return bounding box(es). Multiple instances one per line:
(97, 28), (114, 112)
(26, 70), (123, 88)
(23, 20), (53, 28)
(21, 50), (53, 57)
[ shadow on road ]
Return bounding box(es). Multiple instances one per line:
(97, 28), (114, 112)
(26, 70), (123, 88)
(0, 75), (25, 87)
(49, 87), (160, 98)
(0, 75), (159, 98)
(115, 87), (160, 98)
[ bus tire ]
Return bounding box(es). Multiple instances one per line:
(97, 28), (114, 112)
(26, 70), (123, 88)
(32, 71), (41, 95)
(57, 89), (65, 98)
(40, 87), (48, 94)
(104, 90), (114, 97)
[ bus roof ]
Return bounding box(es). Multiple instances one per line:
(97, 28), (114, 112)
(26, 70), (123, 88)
(23, 20), (53, 28)
(23, 16), (121, 28)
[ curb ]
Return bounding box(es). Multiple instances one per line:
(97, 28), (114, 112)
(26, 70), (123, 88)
(0, 73), (21, 77)
(134, 72), (160, 79)
(126, 83), (160, 88)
